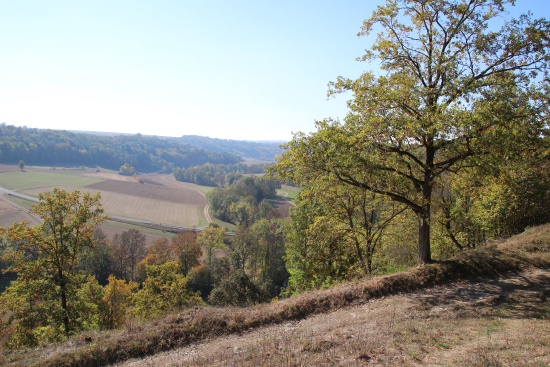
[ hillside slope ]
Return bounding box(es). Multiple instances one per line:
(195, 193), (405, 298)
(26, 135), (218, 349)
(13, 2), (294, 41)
(3, 225), (549, 367)
(118, 268), (549, 367)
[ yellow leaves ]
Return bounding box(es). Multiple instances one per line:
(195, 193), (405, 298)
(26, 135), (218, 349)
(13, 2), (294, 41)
(132, 261), (204, 320)
(100, 275), (137, 330)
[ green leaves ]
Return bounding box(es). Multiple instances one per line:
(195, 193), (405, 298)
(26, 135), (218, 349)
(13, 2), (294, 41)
(0, 188), (107, 346)
(276, 0), (550, 265)
(132, 262), (203, 320)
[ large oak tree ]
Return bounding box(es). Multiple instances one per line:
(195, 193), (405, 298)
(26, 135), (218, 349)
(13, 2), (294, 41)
(276, 0), (550, 264)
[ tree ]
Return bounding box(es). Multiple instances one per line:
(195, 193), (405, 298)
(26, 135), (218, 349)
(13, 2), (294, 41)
(79, 228), (113, 285)
(197, 225), (226, 271)
(136, 237), (174, 282)
(18, 160), (25, 171)
(2, 188), (106, 339)
(288, 176), (406, 282)
(119, 163), (136, 176)
(99, 275), (137, 330)
(111, 229), (146, 282)
(276, 0), (550, 264)
(171, 231), (202, 275)
(248, 218), (288, 296)
(208, 269), (270, 307)
(132, 262), (203, 320)
(196, 225), (227, 291)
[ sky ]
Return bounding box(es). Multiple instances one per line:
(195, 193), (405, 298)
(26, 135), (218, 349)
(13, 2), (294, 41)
(1, 1), (549, 141)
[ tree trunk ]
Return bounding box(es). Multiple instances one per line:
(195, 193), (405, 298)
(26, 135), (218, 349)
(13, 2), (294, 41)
(418, 211), (431, 265)
(59, 274), (70, 336)
(418, 144), (435, 265)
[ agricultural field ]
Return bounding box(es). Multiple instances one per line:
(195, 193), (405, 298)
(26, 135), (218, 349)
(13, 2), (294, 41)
(0, 165), (213, 244)
(0, 199), (40, 228)
(278, 184), (300, 200)
(0, 169), (103, 190)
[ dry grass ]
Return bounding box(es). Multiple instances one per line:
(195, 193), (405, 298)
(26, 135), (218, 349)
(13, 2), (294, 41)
(119, 270), (549, 367)
(1, 225), (549, 367)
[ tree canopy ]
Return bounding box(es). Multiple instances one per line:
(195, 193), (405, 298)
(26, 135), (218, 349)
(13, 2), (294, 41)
(275, 0), (550, 264)
(1, 188), (107, 344)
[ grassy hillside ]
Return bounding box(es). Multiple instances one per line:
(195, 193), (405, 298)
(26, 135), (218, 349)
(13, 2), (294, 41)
(2, 224), (549, 367)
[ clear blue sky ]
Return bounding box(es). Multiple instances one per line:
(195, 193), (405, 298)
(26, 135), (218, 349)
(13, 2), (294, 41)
(1, 1), (548, 141)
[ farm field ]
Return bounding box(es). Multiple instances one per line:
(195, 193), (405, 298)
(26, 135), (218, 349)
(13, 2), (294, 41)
(0, 170), (103, 190)
(20, 186), (206, 228)
(278, 184), (300, 200)
(0, 166), (213, 243)
(0, 165), (284, 239)
(0, 199), (40, 228)
(87, 180), (206, 205)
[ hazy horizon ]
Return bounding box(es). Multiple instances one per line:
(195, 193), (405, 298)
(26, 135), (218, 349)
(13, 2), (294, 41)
(1, 1), (548, 141)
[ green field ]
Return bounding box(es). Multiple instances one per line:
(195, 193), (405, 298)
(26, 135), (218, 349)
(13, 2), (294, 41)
(0, 171), (104, 191)
(278, 185), (300, 200)
(190, 185), (215, 195)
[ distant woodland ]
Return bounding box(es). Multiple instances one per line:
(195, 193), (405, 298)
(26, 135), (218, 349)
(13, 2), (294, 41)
(176, 135), (283, 162)
(0, 124), (241, 172)
(173, 162), (270, 186)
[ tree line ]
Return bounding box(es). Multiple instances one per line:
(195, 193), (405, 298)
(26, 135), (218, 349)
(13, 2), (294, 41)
(0, 124), (240, 173)
(173, 162), (270, 187)
(176, 135), (283, 162)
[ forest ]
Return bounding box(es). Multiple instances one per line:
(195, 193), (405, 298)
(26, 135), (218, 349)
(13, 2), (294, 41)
(173, 162), (270, 186)
(1, 0), (550, 353)
(0, 124), (240, 173)
(176, 135), (283, 162)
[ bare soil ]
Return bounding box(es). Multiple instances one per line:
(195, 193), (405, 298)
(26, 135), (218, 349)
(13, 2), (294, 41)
(86, 180), (206, 206)
(0, 165), (20, 173)
(117, 269), (550, 367)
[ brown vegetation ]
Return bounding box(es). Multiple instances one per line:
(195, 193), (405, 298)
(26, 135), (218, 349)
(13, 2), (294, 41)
(118, 269), (550, 367)
(2, 225), (549, 367)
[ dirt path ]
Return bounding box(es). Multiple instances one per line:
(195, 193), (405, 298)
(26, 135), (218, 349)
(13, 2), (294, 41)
(115, 269), (550, 367)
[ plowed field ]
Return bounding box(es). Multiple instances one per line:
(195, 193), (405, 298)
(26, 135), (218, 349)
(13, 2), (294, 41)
(86, 180), (206, 205)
